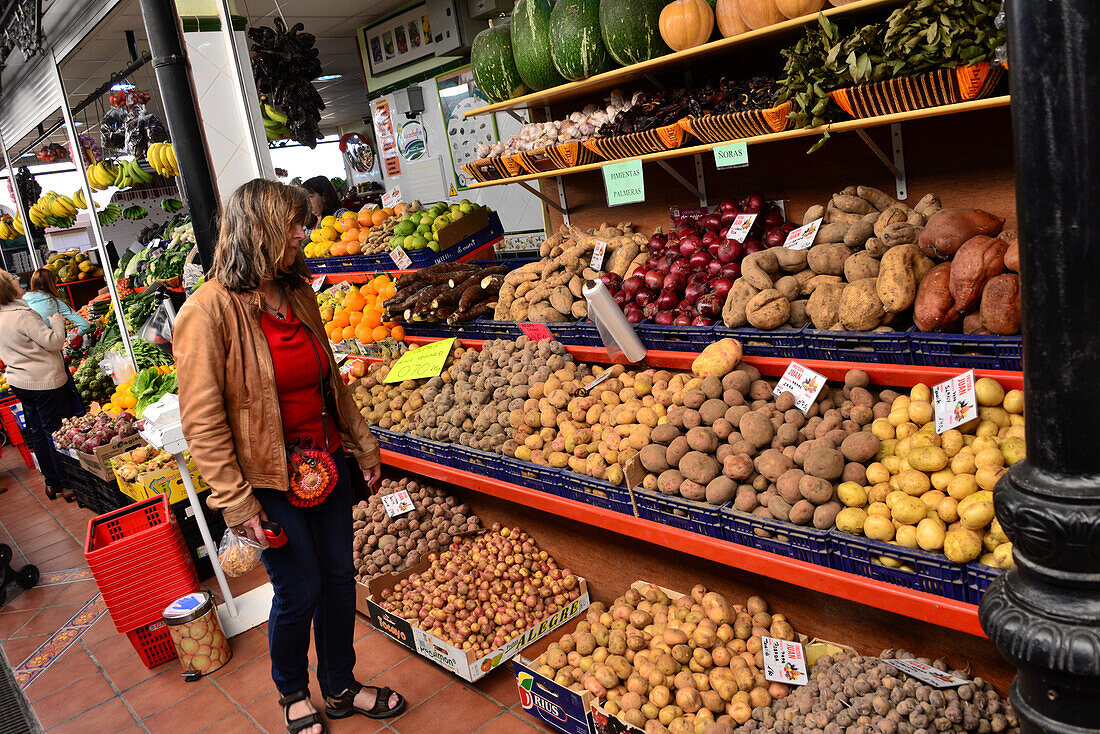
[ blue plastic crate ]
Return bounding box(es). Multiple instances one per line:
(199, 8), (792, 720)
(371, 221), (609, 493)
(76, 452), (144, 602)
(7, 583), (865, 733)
(966, 562), (1004, 605)
(632, 489), (724, 539)
(572, 476), (636, 515)
(405, 211), (505, 269)
(803, 327), (914, 365)
(411, 436), (452, 465)
(10, 402), (25, 430)
(498, 455), (553, 494)
(465, 319), (523, 341)
(720, 508), (833, 568)
(910, 332), (1023, 371)
(398, 322), (451, 339)
(635, 322), (715, 352)
(714, 325), (807, 358)
(831, 532), (970, 602)
(451, 445), (505, 477)
(568, 321), (603, 347)
(370, 426), (399, 452)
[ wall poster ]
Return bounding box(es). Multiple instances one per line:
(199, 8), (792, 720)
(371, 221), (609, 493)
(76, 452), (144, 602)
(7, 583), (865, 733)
(436, 66), (497, 191)
(363, 3), (434, 77)
(372, 97), (402, 178)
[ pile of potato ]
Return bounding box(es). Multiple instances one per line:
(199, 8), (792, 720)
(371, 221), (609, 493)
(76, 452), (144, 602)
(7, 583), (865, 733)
(351, 476), (479, 582)
(732, 650), (1017, 734)
(834, 377), (1023, 569)
(720, 185), (1020, 336)
(495, 223), (648, 323)
(532, 583), (795, 733)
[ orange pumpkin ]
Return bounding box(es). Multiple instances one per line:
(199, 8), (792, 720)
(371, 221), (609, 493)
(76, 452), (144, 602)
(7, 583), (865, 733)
(658, 0), (715, 52)
(774, 0), (825, 18)
(715, 0), (750, 37)
(734, 0), (786, 30)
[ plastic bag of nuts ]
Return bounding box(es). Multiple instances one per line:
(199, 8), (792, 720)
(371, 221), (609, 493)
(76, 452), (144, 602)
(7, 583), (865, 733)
(217, 528), (262, 578)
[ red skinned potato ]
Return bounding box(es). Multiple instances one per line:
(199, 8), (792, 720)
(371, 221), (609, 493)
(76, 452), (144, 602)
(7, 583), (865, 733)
(918, 208), (1005, 259)
(1003, 235), (1020, 272)
(949, 235), (1009, 312)
(981, 274), (1022, 335)
(913, 262), (961, 332)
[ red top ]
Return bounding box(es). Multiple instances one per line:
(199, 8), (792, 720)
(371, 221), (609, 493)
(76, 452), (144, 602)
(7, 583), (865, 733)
(260, 305), (339, 453)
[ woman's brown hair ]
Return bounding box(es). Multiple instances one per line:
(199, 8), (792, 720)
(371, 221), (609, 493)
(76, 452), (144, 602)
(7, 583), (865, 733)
(29, 268), (64, 300)
(0, 269), (20, 306)
(209, 178), (311, 292)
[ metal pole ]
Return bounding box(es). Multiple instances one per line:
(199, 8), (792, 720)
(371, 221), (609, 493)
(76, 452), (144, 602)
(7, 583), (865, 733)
(136, 0), (220, 269)
(978, 2), (1100, 732)
(213, 0), (270, 177)
(174, 452), (239, 617)
(49, 52), (138, 374)
(0, 132), (41, 270)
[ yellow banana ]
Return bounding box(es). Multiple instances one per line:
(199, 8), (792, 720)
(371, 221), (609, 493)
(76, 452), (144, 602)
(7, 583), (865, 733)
(166, 144), (177, 176)
(13, 216), (24, 234)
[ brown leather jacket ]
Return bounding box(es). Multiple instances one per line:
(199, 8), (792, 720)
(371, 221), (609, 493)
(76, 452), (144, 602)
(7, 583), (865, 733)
(174, 279), (379, 527)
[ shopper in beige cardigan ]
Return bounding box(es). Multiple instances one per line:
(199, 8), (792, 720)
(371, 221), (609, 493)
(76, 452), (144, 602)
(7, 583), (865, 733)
(0, 269), (76, 501)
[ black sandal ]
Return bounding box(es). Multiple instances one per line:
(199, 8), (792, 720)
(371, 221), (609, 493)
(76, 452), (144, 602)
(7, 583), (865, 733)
(324, 682), (406, 720)
(279, 689), (326, 734)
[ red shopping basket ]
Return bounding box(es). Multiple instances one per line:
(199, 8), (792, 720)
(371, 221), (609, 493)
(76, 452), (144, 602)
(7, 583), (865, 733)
(85, 496), (176, 563)
(127, 619), (178, 668)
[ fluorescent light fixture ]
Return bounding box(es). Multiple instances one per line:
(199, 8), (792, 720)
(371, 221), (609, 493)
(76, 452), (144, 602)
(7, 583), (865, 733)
(73, 121), (83, 127)
(316, 74), (343, 81)
(110, 82), (135, 91)
(440, 83), (469, 98)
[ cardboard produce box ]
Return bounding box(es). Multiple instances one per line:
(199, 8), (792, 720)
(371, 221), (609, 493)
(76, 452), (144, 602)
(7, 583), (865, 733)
(358, 558), (589, 683)
(111, 448), (210, 504)
(435, 205), (490, 250)
(76, 433), (146, 481)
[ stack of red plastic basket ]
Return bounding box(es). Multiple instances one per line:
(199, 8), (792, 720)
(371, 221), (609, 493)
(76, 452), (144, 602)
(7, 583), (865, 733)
(84, 495), (200, 667)
(0, 395), (34, 468)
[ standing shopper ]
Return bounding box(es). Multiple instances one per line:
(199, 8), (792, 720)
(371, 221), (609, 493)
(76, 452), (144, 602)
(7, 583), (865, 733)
(0, 270), (76, 501)
(301, 175), (341, 229)
(174, 180), (405, 734)
(23, 269), (92, 335)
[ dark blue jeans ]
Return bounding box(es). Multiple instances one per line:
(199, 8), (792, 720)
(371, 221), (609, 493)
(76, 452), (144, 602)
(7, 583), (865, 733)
(254, 451), (357, 698)
(12, 385), (77, 489)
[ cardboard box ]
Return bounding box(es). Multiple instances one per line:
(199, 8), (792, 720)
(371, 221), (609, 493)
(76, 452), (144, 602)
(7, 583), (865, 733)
(112, 449), (210, 504)
(435, 205), (490, 250)
(358, 558), (589, 683)
(76, 433), (146, 481)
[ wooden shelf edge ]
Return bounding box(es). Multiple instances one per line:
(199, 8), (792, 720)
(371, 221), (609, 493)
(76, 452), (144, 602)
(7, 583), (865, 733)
(464, 0), (905, 118)
(379, 448), (985, 637)
(464, 96), (1011, 190)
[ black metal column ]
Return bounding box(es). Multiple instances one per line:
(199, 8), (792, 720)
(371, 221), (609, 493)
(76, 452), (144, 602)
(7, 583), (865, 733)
(978, 2), (1100, 733)
(136, 0), (220, 269)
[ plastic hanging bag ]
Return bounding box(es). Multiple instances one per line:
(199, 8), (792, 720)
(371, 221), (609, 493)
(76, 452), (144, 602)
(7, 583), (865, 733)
(582, 279), (647, 363)
(138, 298), (176, 354)
(217, 528), (262, 578)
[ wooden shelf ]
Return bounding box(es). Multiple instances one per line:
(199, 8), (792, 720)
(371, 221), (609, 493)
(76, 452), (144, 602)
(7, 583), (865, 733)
(463, 0), (906, 118)
(379, 448), (985, 637)
(464, 96), (1011, 191)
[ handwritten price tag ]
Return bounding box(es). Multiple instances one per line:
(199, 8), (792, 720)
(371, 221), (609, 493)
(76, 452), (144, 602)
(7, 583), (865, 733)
(713, 141), (749, 169)
(886, 659), (971, 688)
(726, 213), (757, 243)
(381, 187), (402, 208)
(590, 239), (607, 271)
(311, 275), (326, 292)
(518, 322), (554, 342)
(381, 489), (415, 517)
(783, 218), (822, 251)
(774, 361), (826, 414)
(761, 636), (808, 686)
(933, 370), (977, 433)
(384, 338), (456, 383)
(389, 247), (413, 270)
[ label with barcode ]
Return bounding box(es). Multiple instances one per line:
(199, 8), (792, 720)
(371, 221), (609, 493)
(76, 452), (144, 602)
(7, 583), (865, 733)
(590, 239), (607, 271)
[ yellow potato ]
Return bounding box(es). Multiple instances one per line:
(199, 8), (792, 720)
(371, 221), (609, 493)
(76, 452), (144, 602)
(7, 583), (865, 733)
(994, 542), (1015, 569)
(907, 400), (934, 425)
(864, 514), (896, 541)
(836, 507), (868, 534)
(1003, 390), (1024, 414)
(885, 490), (908, 509)
(975, 448), (1005, 470)
(888, 409), (910, 428)
(944, 528), (983, 563)
(976, 466), (1006, 491)
(892, 395), (912, 411)
(910, 384), (932, 403)
(837, 482), (868, 508)
(978, 552), (998, 568)
(908, 446), (949, 473)
(867, 501), (891, 518)
(950, 452), (977, 476)
(976, 420), (1000, 437)
(960, 500), (995, 530)
(957, 490), (994, 515)
(868, 483), (891, 504)
(979, 406), (1011, 428)
(911, 430), (941, 448)
(975, 377), (1006, 407)
(876, 439), (897, 462)
(895, 525), (918, 548)
(916, 517), (947, 551)
(940, 430), (964, 457)
(877, 554), (903, 568)
(866, 462), (891, 485)
(937, 496), (960, 524)
(882, 455), (902, 474)
(896, 470), (932, 496)
(871, 418), (896, 441)
(891, 495), (928, 525)
(895, 422), (919, 440)
(895, 436), (913, 459)
(1000, 437), (1026, 465)
(1008, 416), (1025, 429)
(919, 489), (946, 510)
(930, 469), (955, 491)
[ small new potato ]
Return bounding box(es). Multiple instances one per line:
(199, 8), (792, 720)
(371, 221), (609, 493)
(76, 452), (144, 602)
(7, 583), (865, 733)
(836, 507), (868, 534)
(908, 445), (948, 472)
(907, 400), (934, 425)
(944, 528), (983, 563)
(891, 495), (928, 525)
(916, 517), (947, 551)
(896, 469), (931, 496)
(864, 514), (895, 541)
(1003, 389), (1024, 414)
(895, 524), (919, 548)
(975, 377), (1006, 406)
(837, 481), (868, 507)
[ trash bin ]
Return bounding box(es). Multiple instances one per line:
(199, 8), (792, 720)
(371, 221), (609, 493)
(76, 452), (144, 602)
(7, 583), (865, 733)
(163, 591), (232, 680)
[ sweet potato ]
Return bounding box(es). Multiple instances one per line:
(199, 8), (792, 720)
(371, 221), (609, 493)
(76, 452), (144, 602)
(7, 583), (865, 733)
(856, 185), (896, 212)
(919, 208), (1005, 259)
(807, 243), (850, 276)
(980, 274), (1022, 335)
(832, 194), (874, 215)
(806, 282), (845, 330)
(913, 262), (960, 332)
(877, 244), (933, 313)
(1003, 234), (1020, 272)
(844, 251), (880, 282)
(741, 250), (780, 290)
(950, 235), (1010, 312)
(746, 290), (790, 330)
(838, 278), (884, 331)
(722, 279), (758, 327)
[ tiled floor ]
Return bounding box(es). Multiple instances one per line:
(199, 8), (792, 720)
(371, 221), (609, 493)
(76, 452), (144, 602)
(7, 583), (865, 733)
(0, 451), (553, 734)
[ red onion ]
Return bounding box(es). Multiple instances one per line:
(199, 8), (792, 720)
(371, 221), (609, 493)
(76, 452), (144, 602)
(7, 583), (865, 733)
(621, 275), (645, 299)
(692, 315), (714, 326)
(701, 213), (722, 232)
(673, 313), (694, 326)
(711, 277), (734, 299)
(665, 272), (687, 293)
(643, 302), (660, 320)
(648, 232), (667, 250)
(673, 221), (697, 239)
(697, 292), (723, 317)
(656, 289), (679, 310)
(688, 250), (712, 270)
(762, 210), (784, 229)
(706, 258), (723, 276)
(744, 240), (765, 255)
(716, 241), (739, 264)
(669, 259), (691, 278)
(782, 221), (799, 233)
(764, 229), (786, 248)
(741, 194), (765, 213)
(624, 306), (644, 324)
(718, 199), (739, 215)
(701, 230), (719, 247)
(678, 234), (701, 257)
(720, 211), (738, 228)
(684, 280), (708, 304)
(635, 288), (655, 307)
(600, 272), (622, 289)
(707, 242), (721, 258)
(644, 269), (665, 291)
(613, 291), (627, 307)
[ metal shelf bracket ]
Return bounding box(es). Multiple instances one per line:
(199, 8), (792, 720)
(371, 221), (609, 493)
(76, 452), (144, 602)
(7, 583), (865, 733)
(656, 159), (706, 204)
(856, 123), (908, 200)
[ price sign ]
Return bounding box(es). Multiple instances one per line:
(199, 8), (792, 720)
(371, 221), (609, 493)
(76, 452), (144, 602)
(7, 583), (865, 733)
(713, 141), (749, 169)
(311, 275), (326, 292)
(384, 338), (456, 383)
(518, 322), (554, 342)
(886, 659), (971, 688)
(783, 218), (822, 251)
(590, 239), (607, 271)
(381, 187), (402, 208)
(726, 213), (758, 243)
(761, 636), (808, 686)
(602, 159), (645, 207)
(389, 247), (413, 270)
(774, 361), (826, 414)
(933, 370), (977, 433)
(381, 489), (415, 517)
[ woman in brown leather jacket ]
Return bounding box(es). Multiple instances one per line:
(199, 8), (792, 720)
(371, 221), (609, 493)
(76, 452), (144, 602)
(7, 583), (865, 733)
(174, 179), (405, 734)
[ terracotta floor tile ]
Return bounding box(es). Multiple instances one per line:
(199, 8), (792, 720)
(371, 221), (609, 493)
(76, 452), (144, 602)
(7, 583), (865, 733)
(16, 527), (71, 551)
(325, 711), (388, 733)
(0, 608), (36, 637)
(216, 655), (277, 706)
(354, 622), (374, 642)
(352, 631), (410, 680)
(367, 655), (456, 712)
(33, 671), (117, 729)
(104, 647), (162, 691)
(477, 709), (555, 733)
(37, 549), (90, 572)
(81, 614), (121, 646)
(245, 693), (325, 734)
(390, 679), (504, 734)
(208, 626), (270, 679)
(474, 665), (521, 708)
(49, 579), (100, 607)
(16, 602), (83, 638)
(2, 632), (50, 666)
(24, 648), (101, 702)
(22, 538), (78, 563)
(46, 695), (138, 734)
(198, 711), (265, 733)
(123, 668), (205, 718)
(142, 682), (238, 734)
(0, 582), (64, 612)
(86, 630), (138, 668)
